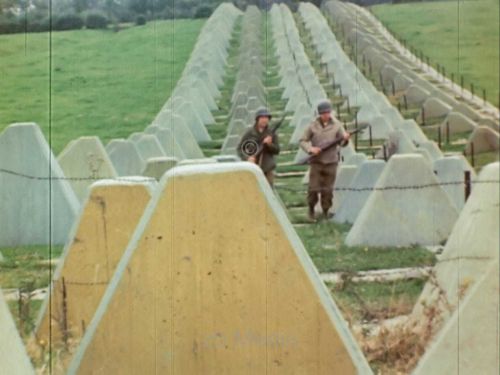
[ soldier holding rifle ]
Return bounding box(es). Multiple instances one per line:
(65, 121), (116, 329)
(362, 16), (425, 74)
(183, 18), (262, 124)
(300, 100), (351, 222)
(238, 107), (280, 186)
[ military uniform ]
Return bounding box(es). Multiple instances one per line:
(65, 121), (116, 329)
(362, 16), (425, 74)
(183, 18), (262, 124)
(300, 116), (347, 216)
(237, 124), (280, 186)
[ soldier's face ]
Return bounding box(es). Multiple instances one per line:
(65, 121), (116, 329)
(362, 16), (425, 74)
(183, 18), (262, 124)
(257, 116), (270, 129)
(320, 111), (331, 122)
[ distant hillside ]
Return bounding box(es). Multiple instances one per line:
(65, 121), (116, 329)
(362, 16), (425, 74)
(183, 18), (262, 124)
(372, 0), (499, 107)
(0, 19), (204, 153)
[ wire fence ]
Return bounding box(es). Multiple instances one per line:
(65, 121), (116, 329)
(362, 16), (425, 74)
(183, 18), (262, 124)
(1, 166), (498, 193)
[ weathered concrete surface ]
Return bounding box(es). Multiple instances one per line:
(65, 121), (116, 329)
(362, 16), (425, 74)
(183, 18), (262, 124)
(145, 126), (185, 160)
(345, 154), (459, 247)
(0, 123), (80, 246)
(465, 126), (500, 154)
(335, 160), (386, 224)
(433, 156), (475, 211)
(35, 180), (154, 351)
(68, 163), (372, 375)
(178, 158), (217, 166)
(417, 97), (452, 123)
(0, 289), (35, 375)
(141, 157), (178, 180)
(106, 139), (145, 177)
(413, 261), (499, 375)
(58, 136), (118, 202)
(414, 162), (499, 317)
(133, 133), (166, 161)
(332, 165), (358, 214)
(153, 112), (205, 159)
(439, 111), (477, 135)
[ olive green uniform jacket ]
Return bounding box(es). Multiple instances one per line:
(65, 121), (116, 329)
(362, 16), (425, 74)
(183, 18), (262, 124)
(237, 125), (280, 173)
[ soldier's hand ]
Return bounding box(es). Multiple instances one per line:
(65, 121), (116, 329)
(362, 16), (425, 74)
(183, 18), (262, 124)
(309, 146), (322, 155)
(248, 156), (257, 163)
(263, 136), (273, 145)
(344, 132), (351, 140)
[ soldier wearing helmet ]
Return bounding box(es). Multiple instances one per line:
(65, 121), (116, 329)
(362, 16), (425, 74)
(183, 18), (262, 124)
(300, 100), (350, 221)
(237, 107), (280, 186)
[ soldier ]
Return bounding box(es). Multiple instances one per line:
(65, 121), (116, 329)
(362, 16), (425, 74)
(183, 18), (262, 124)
(300, 100), (350, 221)
(237, 107), (280, 186)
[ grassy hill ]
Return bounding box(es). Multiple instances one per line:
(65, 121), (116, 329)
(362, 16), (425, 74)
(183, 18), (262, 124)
(0, 19), (204, 153)
(372, 0), (499, 108)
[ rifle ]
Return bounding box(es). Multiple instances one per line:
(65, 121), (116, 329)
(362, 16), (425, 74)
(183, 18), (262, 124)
(296, 125), (367, 165)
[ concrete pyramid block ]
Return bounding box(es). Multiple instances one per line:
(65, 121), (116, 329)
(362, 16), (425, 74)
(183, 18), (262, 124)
(335, 160), (386, 224)
(58, 136), (118, 203)
(414, 162), (499, 317)
(153, 112), (205, 159)
(0, 123), (79, 246)
(174, 102), (212, 142)
(465, 126), (499, 154)
(439, 112), (477, 134)
(433, 156), (475, 211)
(404, 84), (430, 105)
(133, 133), (166, 161)
(0, 289), (35, 375)
(332, 165), (358, 214)
(145, 126), (185, 160)
(36, 179), (155, 350)
(418, 97), (452, 122)
(344, 153), (367, 167)
(413, 261), (499, 375)
(418, 140), (443, 161)
(345, 154), (459, 247)
(360, 116), (394, 140)
(141, 157), (178, 180)
(396, 119), (428, 145)
(178, 158), (217, 166)
(106, 139), (145, 177)
(67, 163), (372, 374)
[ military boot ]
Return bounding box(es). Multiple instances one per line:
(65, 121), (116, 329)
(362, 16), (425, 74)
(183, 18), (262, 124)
(308, 206), (317, 223)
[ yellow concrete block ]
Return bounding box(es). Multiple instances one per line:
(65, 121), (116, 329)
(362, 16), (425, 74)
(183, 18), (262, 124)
(35, 180), (154, 348)
(68, 163), (371, 374)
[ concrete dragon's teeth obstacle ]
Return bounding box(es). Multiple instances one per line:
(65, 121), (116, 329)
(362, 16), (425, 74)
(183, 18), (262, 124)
(67, 163), (372, 374)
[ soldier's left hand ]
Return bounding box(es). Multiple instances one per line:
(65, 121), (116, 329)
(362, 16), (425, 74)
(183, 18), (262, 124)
(263, 135), (273, 145)
(344, 132), (351, 140)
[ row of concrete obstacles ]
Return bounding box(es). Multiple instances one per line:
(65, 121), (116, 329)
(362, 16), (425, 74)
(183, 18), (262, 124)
(322, 0), (499, 156)
(0, 4), (243, 248)
(27, 163), (373, 374)
(220, 6), (267, 155)
(304, 3), (499, 371)
(269, 4), (327, 144)
(290, 3), (490, 248)
(412, 162), (499, 373)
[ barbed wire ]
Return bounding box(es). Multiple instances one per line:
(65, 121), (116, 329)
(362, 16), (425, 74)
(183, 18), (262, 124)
(0, 167), (155, 183)
(0, 167), (498, 192)
(275, 179), (500, 193)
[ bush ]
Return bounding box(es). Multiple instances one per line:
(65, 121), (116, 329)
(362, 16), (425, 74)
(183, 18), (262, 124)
(135, 14), (146, 26)
(53, 13), (84, 31)
(0, 19), (23, 34)
(26, 18), (51, 33)
(85, 12), (108, 29)
(194, 5), (213, 18)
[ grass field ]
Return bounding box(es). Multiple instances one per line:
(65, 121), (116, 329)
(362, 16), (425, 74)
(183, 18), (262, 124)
(0, 19), (204, 153)
(372, 0), (499, 107)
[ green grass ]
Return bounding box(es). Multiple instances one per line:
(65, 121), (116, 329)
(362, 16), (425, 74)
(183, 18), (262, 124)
(330, 278), (426, 321)
(372, 0), (500, 107)
(0, 245), (64, 289)
(295, 222), (436, 273)
(0, 19), (204, 153)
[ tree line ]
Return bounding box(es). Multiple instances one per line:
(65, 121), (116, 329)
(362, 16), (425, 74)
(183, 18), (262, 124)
(0, 0), (306, 34)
